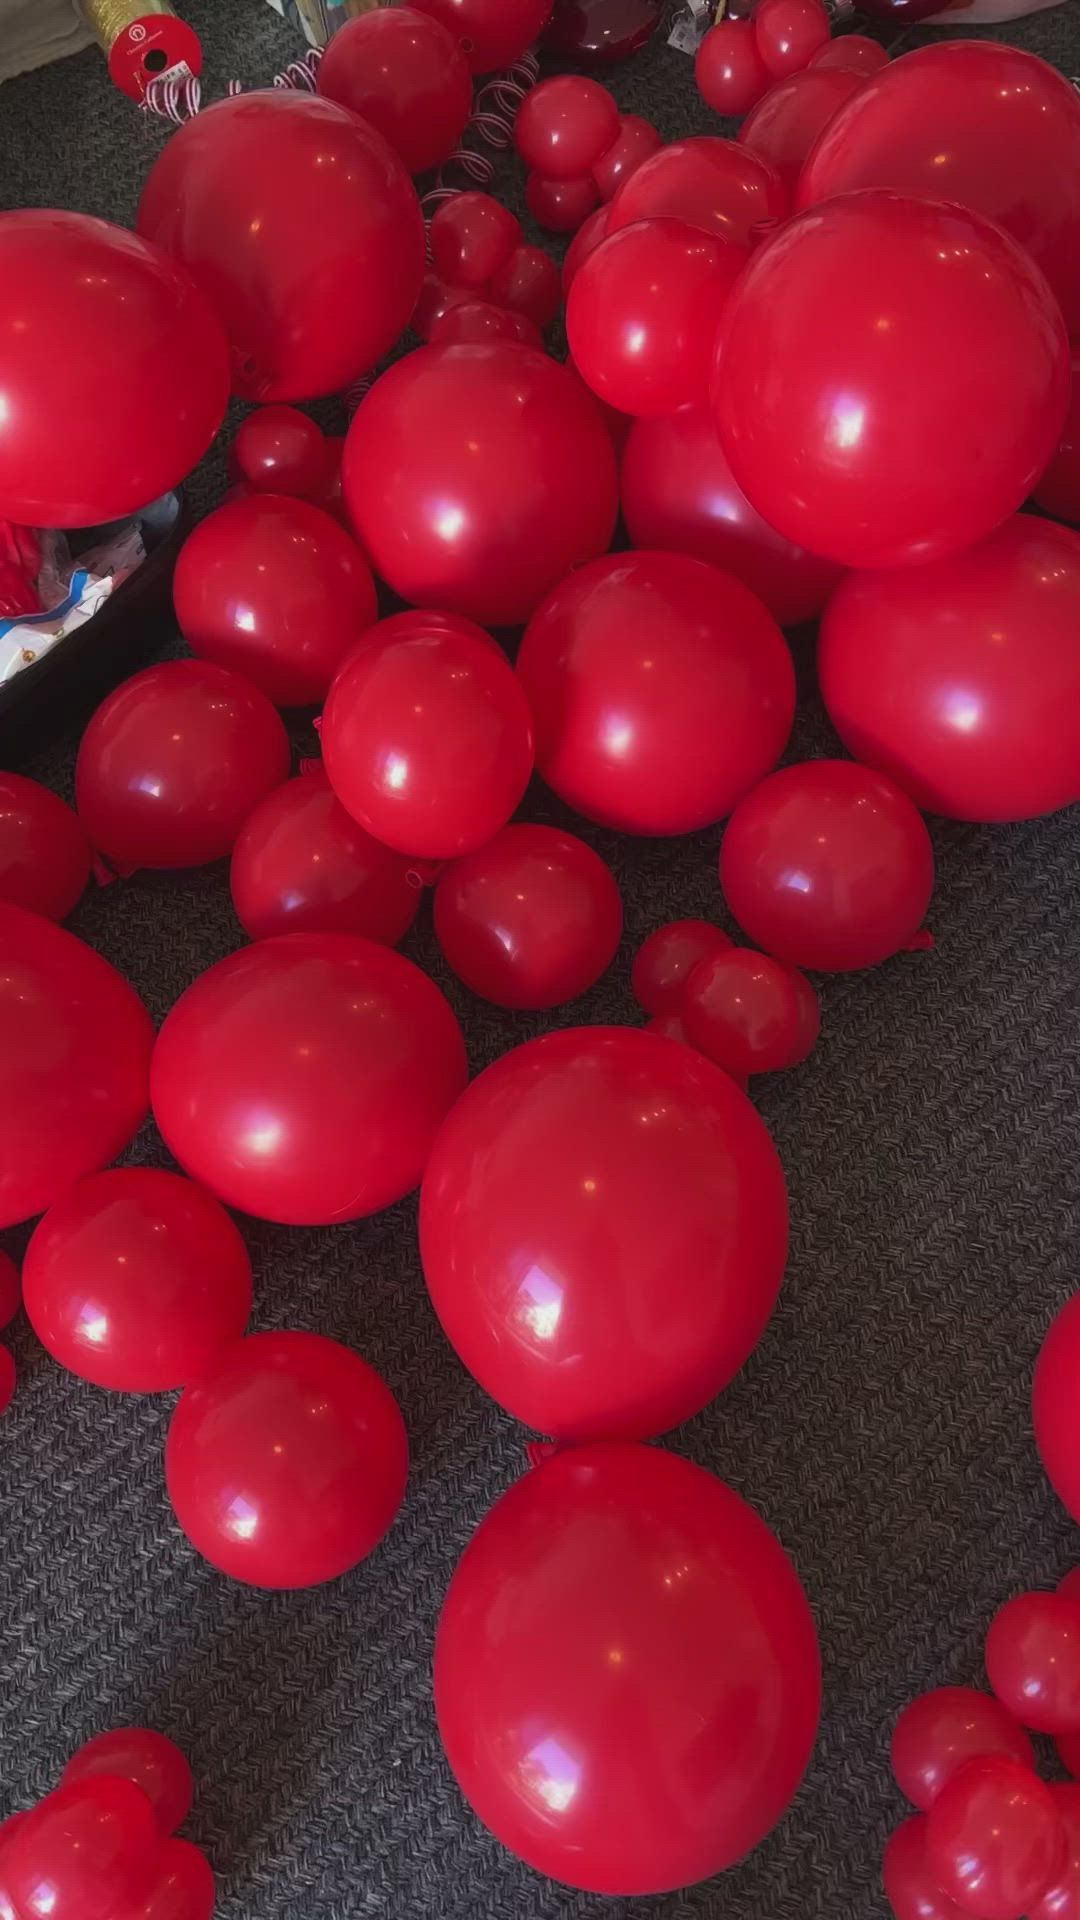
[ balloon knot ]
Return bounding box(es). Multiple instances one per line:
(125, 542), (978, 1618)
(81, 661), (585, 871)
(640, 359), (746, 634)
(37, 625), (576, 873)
(904, 927), (935, 952)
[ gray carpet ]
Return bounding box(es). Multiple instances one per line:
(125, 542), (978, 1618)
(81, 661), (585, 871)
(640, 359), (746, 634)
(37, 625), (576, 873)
(2, 3), (1080, 1915)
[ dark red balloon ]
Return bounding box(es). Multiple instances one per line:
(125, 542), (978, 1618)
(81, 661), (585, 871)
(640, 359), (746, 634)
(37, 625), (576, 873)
(884, 1817), (970, 1920)
(23, 1168), (252, 1394)
(809, 33), (887, 74)
(819, 515), (1080, 823)
(591, 113), (661, 201)
(429, 297), (540, 346)
(986, 1593), (1080, 1735)
(429, 193), (523, 292)
(1036, 1294), (1080, 1525)
(138, 92), (424, 401)
(343, 345), (617, 626)
(713, 193), (1068, 571)
(0, 905), (153, 1230)
(754, 0), (829, 78)
(76, 661), (290, 874)
(927, 1757), (1065, 1920)
(683, 948), (819, 1076)
(516, 75), (619, 179)
(0, 1249), (20, 1330)
(720, 760), (935, 972)
(122, 1840), (215, 1920)
(433, 824), (622, 1008)
(891, 1688), (1034, 1812)
(6, 1779), (159, 1920)
(517, 551), (794, 835)
(411, 270), (471, 340)
(434, 1441), (820, 1893)
(543, 0), (665, 63)
(527, 171), (600, 234)
(737, 67), (863, 197)
(621, 406), (842, 626)
(152, 933), (466, 1225)
(230, 768), (419, 945)
(409, 0), (554, 73)
(0, 773), (91, 922)
(607, 136), (788, 250)
(62, 1730), (193, 1837)
(166, 1330), (408, 1588)
(487, 245), (562, 328)
(317, 5), (473, 175)
(1033, 1784), (1080, 1920)
(796, 41), (1080, 335)
(631, 918), (733, 1015)
(696, 21), (770, 117)
(421, 1026), (788, 1439)
(1035, 351), (1080, 527)
(230, 406), (329, 499)
(0, 211), (228, 527)
(562, 205), (610, 293)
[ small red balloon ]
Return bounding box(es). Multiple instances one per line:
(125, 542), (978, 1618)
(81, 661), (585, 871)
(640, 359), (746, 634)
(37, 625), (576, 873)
(737, 67), (864, 197)
(696, 21), (770, 117)
(631, 918), (733, 1015)
(317, 5), (473, 175)
(986, 1593), (1080, 1735)
(1032, 1785), (1080, 1920)
(515, 74), (619, 179)
(753, 0), (829, 78)
(1037, 1295), (1080, 1525)
(543, 0), (665, 63)
(591, 112), (661, 201)
(927, 1757), (1065, 1920)
(562, 205), (610, 294)
(76, 661), (290, 874)
(6, 1779), (159, 1920)
(166, 1330), (408, 1588)
(809, 32), (887, 74)
(434, 823), (622, 1009)
(720, 760), (935, 972)
(429, 193), (523, 292)
(1035, 351), (1080, 527)
(174, 494), (377, 707)
(0, 1250), (20, 1330)
(0, 773), (91, 922)
(517, 551), (795, 835)
(0, 1345), (15, 1417)
(230, 406), (328, 499)
(63, 1730), (193, 1837)
(408, 0), (554, 74)
(891, 1688), (1035, 1812)
(487, 245), (562, 328)
(23, 1169), (252, 1394)
(527, 171), (600, 233)
(411, 270), (471, 340)
(429, 297), (531, 345)
(230, 768), (420, 945)
(122, 1839), (215, 1920)
(608, 135), (788, 249)
(683, 948), (819, 1076)
(884, 1817), (970, 1920)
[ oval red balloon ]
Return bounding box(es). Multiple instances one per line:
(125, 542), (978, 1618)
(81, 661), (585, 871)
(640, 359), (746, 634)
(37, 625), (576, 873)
(62, 1730), (193, 1837)
(229, 769), (420, 945)
(434, 1441), (820, 1893)
(891, 1688), (1034, 1812)
(6, 1779), (160, 1920)
(516, 74), (620, 180)
(631, 917), (733, 1015)
(0, 773), (91, 922)
(926, 1756), (1065, 1919)
(230, 405), (329, 499)
(682, 947), (819, 1076)
(429, 192), (522, 291)
(317, 5), (473, 176)
(986, 1592), (1080, 1737)
(737, 66), (863, 197)
(884, 1817), (971, 1920)
(1035, 1293), (1080, 1525)
(607, 136), (788, 249)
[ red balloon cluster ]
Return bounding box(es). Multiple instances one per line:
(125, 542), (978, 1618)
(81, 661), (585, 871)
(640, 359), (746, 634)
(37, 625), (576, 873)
(631, 918), (818, 1078)
(696, 0), (835, 120)
(514, 74), (659, 237)
(423, 194), (551, 342)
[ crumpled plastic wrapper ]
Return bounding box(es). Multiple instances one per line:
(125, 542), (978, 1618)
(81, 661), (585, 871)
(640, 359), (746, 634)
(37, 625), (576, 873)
(0, 521), (146, 686)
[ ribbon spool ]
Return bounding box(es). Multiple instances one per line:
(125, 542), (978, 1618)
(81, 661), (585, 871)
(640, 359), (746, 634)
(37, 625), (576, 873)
(80, 0), (203, 101)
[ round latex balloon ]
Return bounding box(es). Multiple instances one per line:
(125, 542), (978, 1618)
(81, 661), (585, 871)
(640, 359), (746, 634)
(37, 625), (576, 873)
(682, 948), (819, 1077)
(926, 1757), (1064, 1920)
(138, 92), (425, 402)
(0, 1249), (20, 1329)
(795, 41), (1080, 334)
(412, 270), (471, 339)
(809, 33), (888, 74)
(631, 918), (732, 1015)
(986, 1593), (1080, 1735)
(516, 75), (619, 179)
(562, 205), (610, 292)
(343, 345), (618, 627)
(737, 67), (863, 196)
(420, 1026), (788, 1439)
(23, 1169), (252, 1394)
(591, 113), (661, 201)
(516, 551), (794, 835)
(165, 1330), (408, 1588)
(1033, 1785), (1080, 1920)
(621, 406), (842, 626)
(173, 494), (377, 706)
(607, 137), (788, 249)
(1035, 352), (1080, 527)
(720, 760), (934, 971)
(0, 210), (228, 527)
(818, 515), (1080, 823)
(75, 661), (290, 874)
(230, 406), (329, 499)
(487, 245), (562, 328)
(63, 1730), (193, 1837)
(316, 5), (473, 175)
(433, 824), (622, 1008)
(884, 1818), (970, 1920)
(408, 0), (554, 72)
(322, 622), (534, 859)
(1036, 1294), (1080, 1524)
(0, 905), (153, 1230)
(5, 1779), (159, 1920)
(891, 1688), (1034, 1811)
(754, 0), (829, 77)
(429, 193), (523, 290)
(122, 1840), (215, 1920)
(152, 933), (466, 1225)
(430, 296), (540, 345)
(229, 768), (420, 945)
(0, 773), (91, 922)
(713, 193), (1068, 571)
(434, 1441), (820, 1893)
(527, 171), (600, 234)
(696, 21), (770, 116)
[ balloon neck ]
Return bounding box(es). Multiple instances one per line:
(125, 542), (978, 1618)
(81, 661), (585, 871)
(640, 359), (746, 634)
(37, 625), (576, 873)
(405, 860), (446, 891)
(904, 927), (935, 953)
(525, 1442), (561, 1468)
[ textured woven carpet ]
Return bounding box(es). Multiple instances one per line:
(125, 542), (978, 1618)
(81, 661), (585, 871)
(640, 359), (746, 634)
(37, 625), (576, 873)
(2, 4), (1080, 1915)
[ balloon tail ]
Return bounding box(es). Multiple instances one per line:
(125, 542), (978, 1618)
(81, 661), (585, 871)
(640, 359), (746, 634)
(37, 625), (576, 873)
(904, 927), (935, 952)
(91, 853), (117, 888)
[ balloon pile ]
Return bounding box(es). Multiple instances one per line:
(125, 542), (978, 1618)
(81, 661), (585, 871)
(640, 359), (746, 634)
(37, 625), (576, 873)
(514, 73), (660, 236)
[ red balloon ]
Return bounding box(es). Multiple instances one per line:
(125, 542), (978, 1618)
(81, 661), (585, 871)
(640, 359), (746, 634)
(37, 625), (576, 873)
(516, 75), (619, 179)
(0, 905), (152, 1230)
(562, 204), (610, 293)
(1033, 1785), (1080, 1920)
(121, 1840), (215, 1920)
(429, 193), (523, 291)
(6, 1779), (159, 1920)
(138, 92), (424, 402)
(1064, 1573), (1080, 1605)
(316, 5), (473, 175)
(737, 67), (864, 197)
(696, 21), (770, 116)
(487, 245), (562, 328)
(884, 1817), (971, 1920)
(62, 1729), (193, 1836)
(323, 623), (534, 859)
(986, 1593), (1080, 1735)
(1035, 351), (1080, 527)
(713, 193), (1068, 571)
(819, 515), (1080, 823)
(683, 948), (819, 1076)
(516, 551), (795, 834)
(591, 112), (661, 201)
(809, 33), (888, 74)
(631, 918), (733, 1015)
(343, 345), (617, 626)
(421, 1026), (788, 1439)
(795, 41), (1080, 335)
(543, 0), (665, 62)
(620, 406), (843, 626)
(0, 1346), (15, 1417)
(1036, 1294), (1080, 1525)
(891, 1689), (1035, 1812)
(927, 1757), (1065, 1920)
(230, 406), (329, 499)
(75, 661), (290, 874)
(411, 270), (471, 340)
(754, 0), (829, 78)
(429, 296), (540, 345)
(0, 1249), (20, 1330)
(434, 1441), (820, 1893)
(433, 823), (622, 1008)
(152, 933), (466, 1224)
(527, 170), (600, 233)
(720, 760), (934, 972)
(409, 0), (554, 73)
(173, 494), (377, 707)
(568, 217), (746, 418)
(230, 768), (419, 945)
(23, 1168), (252, 1394)
(607, 136), (788, 248)
(0, 773), (91, 922)
(0, 1814), (26, 1920)
(166, 1330), (408, 1588)
(0, 211), (228, 528)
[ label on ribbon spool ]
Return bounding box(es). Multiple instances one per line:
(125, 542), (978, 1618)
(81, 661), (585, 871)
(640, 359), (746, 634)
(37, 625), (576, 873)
(107, 13), (203, 99)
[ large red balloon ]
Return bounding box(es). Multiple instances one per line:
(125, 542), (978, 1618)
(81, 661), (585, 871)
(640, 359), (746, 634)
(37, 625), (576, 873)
(620, 406), (842, 626)
(322, 621), (534, 859)
(433, 823), (622, 1008)
(1035, 351), (1080, 527)
(0, 211), (228, 527)
(713, 193), (1068, 571)
(62, 1730), (193, 1837)
(0, 905), (153, 1230)
(138, 92), (424, 402)
(343, 344), (618, 626)
(926, 1756), (1064, 1919)
(796, 41), (1080, 335)
(420, 1026), (788, 1439)
(986, 1592), (1080, 1736)
(607, 136), (788, 249)
(737, 66), (863, 197)
(1036, 1293), (1080, 1525)
(229, 768), (419, 945)
(434, 1441), (820, 1893)
(516, 551), (794, 834)
(1033, 1785), (1080, 1920)
(166, 1330), (408, 1588)
(6, 1779), (159, 1920)
(408, 0), (554, 73)
(0, 773), (91, 922)
(720, 760), (935, 971)
(317, 6), (473, 175)
(173, 494), (377, 707)
(23, 1168), (252, 1394)
(152, 933), (466, 1225)
(75, 661), (290, 874)
(819, 515), (1080, 823)
(884, 1817), (971, 1920)
(891, 1688), (1034, 1812)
